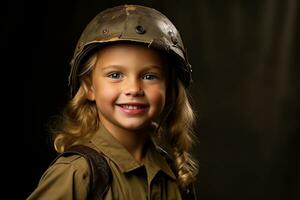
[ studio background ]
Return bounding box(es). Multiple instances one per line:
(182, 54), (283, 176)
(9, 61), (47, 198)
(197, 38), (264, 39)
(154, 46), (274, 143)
(4, 0), (299, 199)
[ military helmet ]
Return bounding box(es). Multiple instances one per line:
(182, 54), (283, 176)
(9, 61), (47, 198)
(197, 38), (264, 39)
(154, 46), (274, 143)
(69, 4), (192, 97)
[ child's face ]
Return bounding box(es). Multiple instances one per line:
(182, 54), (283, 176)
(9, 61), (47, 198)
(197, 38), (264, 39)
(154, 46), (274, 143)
(87, 43), (167, 133)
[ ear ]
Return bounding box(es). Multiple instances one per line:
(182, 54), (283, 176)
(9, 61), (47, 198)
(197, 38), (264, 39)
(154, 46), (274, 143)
(86, 85), (95, 101)
(83, 82), (95, 101)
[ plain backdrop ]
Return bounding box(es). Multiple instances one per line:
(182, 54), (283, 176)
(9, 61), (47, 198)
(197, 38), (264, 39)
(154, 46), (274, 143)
(3, 0), (299, 199)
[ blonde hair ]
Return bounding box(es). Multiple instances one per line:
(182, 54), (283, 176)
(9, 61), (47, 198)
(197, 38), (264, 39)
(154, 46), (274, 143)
(51, 48), (198, 188)
(52, 54), (99, 153)
(157, 67), (198, 188)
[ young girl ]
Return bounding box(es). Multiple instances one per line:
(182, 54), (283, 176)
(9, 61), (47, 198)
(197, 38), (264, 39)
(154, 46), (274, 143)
(27, 4), (198, 200)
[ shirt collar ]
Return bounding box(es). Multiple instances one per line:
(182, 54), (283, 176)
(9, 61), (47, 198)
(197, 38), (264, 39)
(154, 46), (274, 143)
(144, 139), (177, 181)
(91, 124), (142, 172)
(90, 124), (176, 181)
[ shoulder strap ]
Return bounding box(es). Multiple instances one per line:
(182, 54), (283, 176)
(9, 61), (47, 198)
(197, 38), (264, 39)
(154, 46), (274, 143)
(156, 147), (197, 200)
(53, 145), (112, 200)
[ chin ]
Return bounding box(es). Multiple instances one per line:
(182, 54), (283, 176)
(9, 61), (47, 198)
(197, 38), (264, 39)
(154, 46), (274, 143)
(122, 125), (146, 131)
(120, 121), (150, 131)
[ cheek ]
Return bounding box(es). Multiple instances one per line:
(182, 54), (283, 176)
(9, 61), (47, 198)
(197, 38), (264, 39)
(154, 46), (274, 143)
(147, 86), (166, 112)
(93, 82), (119, 104)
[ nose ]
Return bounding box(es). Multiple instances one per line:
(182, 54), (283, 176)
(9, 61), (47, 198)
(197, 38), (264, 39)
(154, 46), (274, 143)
(123, 78), (144, 97)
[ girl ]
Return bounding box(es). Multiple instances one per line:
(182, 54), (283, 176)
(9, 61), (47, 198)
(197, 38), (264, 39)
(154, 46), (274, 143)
(27, 4), (198, 200)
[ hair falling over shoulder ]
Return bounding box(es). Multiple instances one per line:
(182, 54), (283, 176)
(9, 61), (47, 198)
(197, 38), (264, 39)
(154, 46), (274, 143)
(52, 87), (99, 153)
(52, 54), (99, 153)
(158, 78), (199, 188)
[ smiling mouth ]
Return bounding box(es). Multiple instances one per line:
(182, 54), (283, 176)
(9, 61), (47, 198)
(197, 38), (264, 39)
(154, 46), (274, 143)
(116, 103), (149, 114)
(118, 104), (148, 110)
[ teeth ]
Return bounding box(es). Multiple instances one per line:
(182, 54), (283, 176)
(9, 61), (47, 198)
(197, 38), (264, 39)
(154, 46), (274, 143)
(122, 105), (142, 110)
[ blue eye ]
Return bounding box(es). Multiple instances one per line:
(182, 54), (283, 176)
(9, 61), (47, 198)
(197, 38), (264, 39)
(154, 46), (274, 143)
(143, 74), (158, 80)
(108, 72), (123, 79)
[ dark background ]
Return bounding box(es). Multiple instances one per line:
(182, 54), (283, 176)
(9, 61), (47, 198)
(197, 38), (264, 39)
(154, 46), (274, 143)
(4, 0), (299, 199)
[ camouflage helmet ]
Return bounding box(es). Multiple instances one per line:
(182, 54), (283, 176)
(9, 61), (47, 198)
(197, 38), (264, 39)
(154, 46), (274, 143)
(69, 4), (192, 97)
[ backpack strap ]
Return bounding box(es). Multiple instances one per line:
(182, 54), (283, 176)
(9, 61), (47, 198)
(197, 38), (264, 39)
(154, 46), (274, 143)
(52, 145), (112, 200)
(157, 147), (197, 200)
(52, 145), (195, 200)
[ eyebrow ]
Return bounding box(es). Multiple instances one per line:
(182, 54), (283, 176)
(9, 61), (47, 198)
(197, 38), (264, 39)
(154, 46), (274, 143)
(100, 65), (121, 71)
(101, 64), (163, 71)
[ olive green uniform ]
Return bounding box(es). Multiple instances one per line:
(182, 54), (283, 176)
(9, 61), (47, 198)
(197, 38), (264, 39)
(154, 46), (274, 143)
(27, 125), (182, 200)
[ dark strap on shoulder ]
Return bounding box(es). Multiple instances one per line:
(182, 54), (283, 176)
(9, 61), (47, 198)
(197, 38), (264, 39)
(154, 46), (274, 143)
(53, 145), (112, 200)
(52, 145), (195, 200)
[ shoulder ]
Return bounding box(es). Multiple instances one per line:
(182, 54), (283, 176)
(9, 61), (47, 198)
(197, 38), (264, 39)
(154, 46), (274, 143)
(40, 154), (91, 187)
(26, 155), (91, 200)
(48, 143), (102, 175)
(44, 143), (104, 179)
(52, 154), (90, 173)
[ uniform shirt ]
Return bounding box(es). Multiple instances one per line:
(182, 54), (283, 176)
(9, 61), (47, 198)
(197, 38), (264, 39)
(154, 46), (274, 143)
(27, 125), (182, 200)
